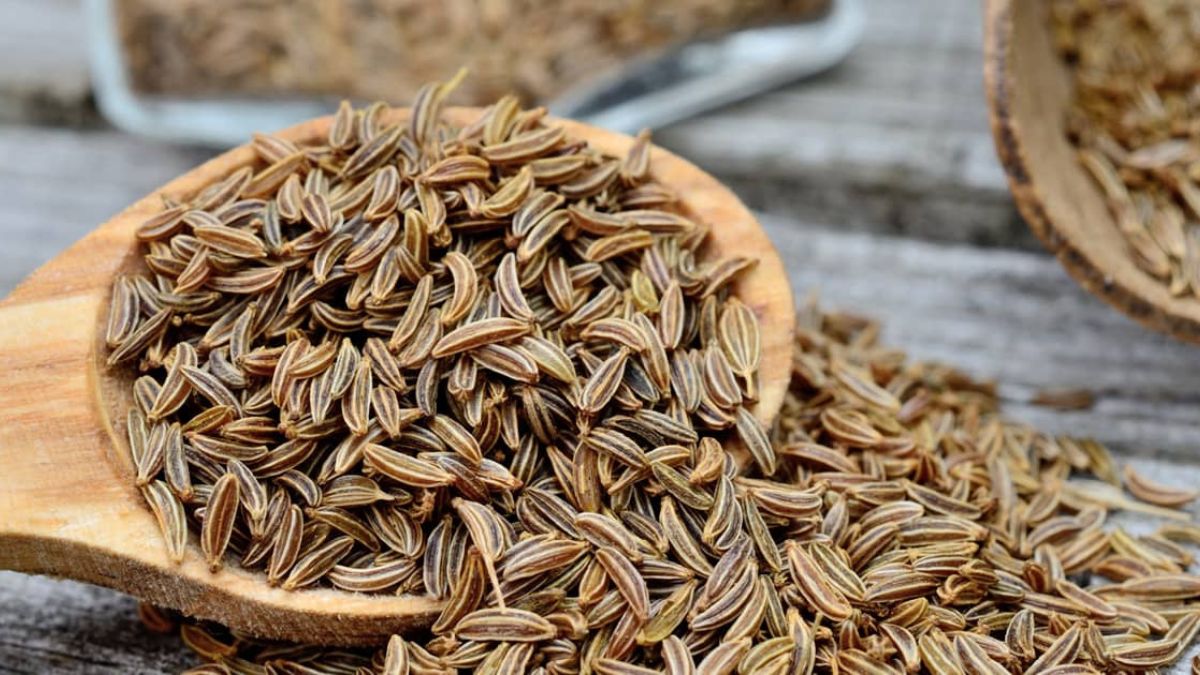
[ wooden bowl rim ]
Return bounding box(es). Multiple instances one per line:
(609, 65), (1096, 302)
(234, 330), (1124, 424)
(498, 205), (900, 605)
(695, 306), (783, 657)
(985, 0), (1200, 343)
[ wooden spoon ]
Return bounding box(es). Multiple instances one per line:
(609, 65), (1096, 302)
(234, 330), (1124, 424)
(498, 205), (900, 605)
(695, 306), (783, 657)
(985, 0), (1200, 342)
(0, 108), (795, 646)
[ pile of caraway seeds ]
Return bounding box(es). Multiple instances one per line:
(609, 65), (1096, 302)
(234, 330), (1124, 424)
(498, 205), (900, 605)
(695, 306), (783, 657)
(109, 77), (1200, 674)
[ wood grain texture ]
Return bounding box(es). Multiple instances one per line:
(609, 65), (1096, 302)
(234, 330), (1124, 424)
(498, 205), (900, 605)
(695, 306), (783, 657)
(0, 107), (791, 647)
(0, 125), (207, 294)
(769, 220), (1200, 458)
(0, 572), (194, 674)
(985, 0), (1200, 344)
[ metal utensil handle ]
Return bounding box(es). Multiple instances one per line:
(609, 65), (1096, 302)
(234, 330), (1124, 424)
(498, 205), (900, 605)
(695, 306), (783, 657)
(550, 0), (865, 134)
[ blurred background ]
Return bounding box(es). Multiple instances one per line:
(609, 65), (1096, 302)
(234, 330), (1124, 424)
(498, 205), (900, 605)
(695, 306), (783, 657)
(104, 0), (832, 120)
(5, 0), (1015, 295)
(5, 0), (1200, 672)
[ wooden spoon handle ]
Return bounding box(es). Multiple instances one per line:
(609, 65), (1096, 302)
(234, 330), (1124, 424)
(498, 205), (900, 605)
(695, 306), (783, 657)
(0, 268), (125, 569)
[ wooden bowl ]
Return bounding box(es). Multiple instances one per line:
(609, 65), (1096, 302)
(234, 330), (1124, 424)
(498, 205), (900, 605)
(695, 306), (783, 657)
(985, 0), (1200, 342)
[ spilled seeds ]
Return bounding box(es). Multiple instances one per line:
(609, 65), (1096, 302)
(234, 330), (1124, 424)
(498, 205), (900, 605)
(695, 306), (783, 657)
(113, 0), (830, 105)
(144, 297), (1200, 674)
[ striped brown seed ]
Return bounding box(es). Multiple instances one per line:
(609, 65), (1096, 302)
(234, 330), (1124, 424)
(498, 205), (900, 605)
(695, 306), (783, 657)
(200, 473), (240, 572)
(432, 317), (532, 358)
(142, 480), (187, 563)
(1123, 465), (1199, 508)
(454, 607), (557, 642)
(785, 541), (853, 621)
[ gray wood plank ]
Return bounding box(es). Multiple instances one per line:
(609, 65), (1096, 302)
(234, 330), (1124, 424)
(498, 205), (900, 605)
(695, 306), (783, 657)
(0, 124), (208, 291)
(0, 573), (193, 674)
(0, 0), (93, 126)
(767, 217), (1200, 459)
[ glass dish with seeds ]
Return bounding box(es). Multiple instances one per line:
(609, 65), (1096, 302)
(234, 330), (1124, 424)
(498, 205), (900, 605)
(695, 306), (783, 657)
(108, 0), (830, 105)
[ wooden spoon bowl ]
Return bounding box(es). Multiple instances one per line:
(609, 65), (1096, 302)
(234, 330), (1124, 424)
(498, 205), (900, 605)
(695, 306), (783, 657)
(985, 0), (1200, 342)
(0, 108), (794, 645)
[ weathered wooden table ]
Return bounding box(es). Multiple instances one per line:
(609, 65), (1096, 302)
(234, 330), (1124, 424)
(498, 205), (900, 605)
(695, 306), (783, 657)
(3, 0), (1200, 672)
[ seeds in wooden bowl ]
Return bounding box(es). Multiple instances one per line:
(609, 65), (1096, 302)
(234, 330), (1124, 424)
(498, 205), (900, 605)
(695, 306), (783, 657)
(1052, 0), (1200, 297)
